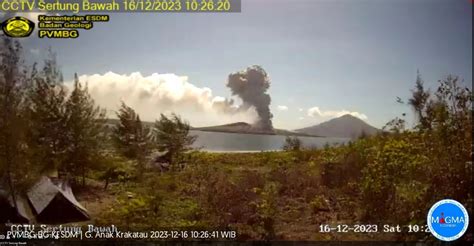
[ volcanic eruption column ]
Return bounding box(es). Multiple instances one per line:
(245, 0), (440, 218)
(227, 65), (274, 131)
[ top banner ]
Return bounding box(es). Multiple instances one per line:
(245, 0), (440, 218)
(0, 0), (241, 13)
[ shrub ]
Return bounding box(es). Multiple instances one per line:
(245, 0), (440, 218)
(283, 136), (302, 151)
(254, 182), (279, 240)
(270, 163), (320, 200)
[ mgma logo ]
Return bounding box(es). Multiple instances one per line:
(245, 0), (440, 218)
(427, 199), (469, 241)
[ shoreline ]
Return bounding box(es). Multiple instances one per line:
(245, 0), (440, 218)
(191, 129), (323, 138)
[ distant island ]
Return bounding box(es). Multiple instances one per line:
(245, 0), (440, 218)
(194, 114), (381, 139)
(106, 114), (381, 139)
(194, 122), (319, 137)
(295, 114), (381, 138)
(105, 119), (312, 137)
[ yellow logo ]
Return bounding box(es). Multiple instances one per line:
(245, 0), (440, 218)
(1, 16), (35, 38)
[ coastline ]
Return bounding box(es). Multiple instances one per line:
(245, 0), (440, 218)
(192, 129), (322, 138)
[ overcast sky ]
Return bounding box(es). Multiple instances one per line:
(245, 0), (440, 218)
(15, 0), (473, 129)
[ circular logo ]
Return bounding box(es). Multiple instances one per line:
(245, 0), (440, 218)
(427, 199), (469, 241)
(1, 16), (35, 38)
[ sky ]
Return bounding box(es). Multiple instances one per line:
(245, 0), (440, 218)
(9, 0), (473, 129)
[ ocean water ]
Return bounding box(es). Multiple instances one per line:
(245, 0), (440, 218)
(190, 130), (350, 152)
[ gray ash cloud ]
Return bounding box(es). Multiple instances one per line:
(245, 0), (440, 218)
(227, 65), (273, 130)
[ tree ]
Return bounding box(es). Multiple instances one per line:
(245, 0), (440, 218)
(152, 113), (196, 166)
(113, 102), (152, 171)
(425, 75), (472, 201)
(0, 38), (31, 205)
(282, 136), (302, 151)
(408, 71), (431, 130)
(382, 117), (406, 134)
(361, 73), (472, 223)
(26, 49), (68, 174)
(64, 73), (106, 186)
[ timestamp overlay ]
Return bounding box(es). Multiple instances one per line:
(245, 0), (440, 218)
(0, 0), (241, 13)
(318, 223), (432, 234)
(0, 0), (240, 38)
(0, 225), (237, 241)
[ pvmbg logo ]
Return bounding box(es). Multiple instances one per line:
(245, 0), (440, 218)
(1, 16), (35, 38)
(427, 199), (469, 241)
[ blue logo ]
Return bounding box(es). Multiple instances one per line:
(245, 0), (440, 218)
(427, 199), (469, 241)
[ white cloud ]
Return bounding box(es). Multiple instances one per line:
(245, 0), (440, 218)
(298, 108), (303, 112)
(307, 106), (368, 120)
(67, 72), (257, 126)
(298, 117), (305, 120)
(277, 105), (288, 111)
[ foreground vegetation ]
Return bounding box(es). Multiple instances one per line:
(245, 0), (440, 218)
(88, 73), (471, 241)
(1, 38), (472, 241)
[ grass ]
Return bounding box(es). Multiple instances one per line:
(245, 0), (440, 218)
(75, 114), (473, 241)
(74, 150), (403, 240)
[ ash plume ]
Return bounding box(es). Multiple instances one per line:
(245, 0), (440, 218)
(227, 65), (273, 130)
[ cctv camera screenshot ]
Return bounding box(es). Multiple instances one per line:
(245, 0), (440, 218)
(0, 0), (472, 245)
